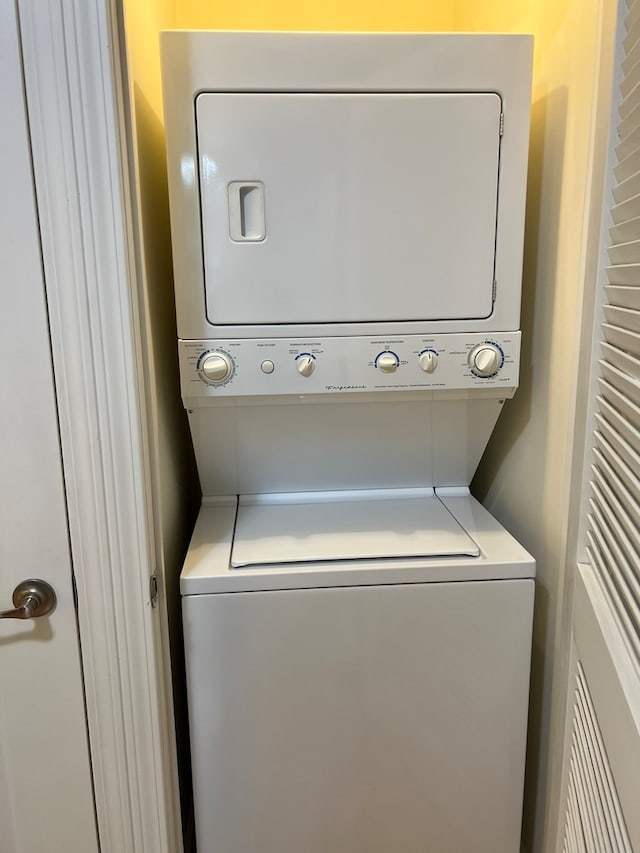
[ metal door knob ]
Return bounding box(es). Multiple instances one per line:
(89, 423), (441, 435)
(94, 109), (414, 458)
(0, 579), (57, 620)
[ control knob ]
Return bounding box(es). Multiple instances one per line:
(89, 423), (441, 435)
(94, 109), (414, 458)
(377, 352), (399, 373)
(199, 351), (233, 385)
(469, 343), (503, 377)
(296, 355), (315, 377)
(418, 351), (438, 373)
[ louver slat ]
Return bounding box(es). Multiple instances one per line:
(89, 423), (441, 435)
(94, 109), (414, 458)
(610, 190), (640, 221)
(577, 670), (633, 852)
(602, 322), (640, 357)
(596, 412), (639, 466)
(597, 377), (640, 426)
(570, 744), (598, 850)
(574, 724), (610, 851)
(573, 703), (620, 852)
(612, 169), (640, 203)
(609, 213), (640, 244)
(604, 264), (640, 285)
(562, 665), (633, 853)
(591, 470), (640, 568)
(603, 305), (640, 333)
(594, 423), (640, 480)
(587, 517), (640, 663)
(600, 342), (640, 378)
(615, 124), (640, 161)
(620, 56), (640, 100)
(613, 146), (640, 183)
(565, 783), (585, 852)
(591, 451), (640, 530)
(623, 20), (640, 58)
(627, 0), (640, 38)
(622, 29), (640, 75)
(600, 361), (640, 402)
(593, 440), (640, 506)
(590, 489), (640, 602)
(619, 79), (640, 119)
(607, 238), (640, 262)
(605, 285), (640, 309)
(618, 100), (640, 139)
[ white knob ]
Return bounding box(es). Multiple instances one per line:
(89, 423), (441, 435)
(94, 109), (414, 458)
(296, 355), (315, 377)
(418, 351), (438, 373)
(200, 352), (233, 384)
(470, 344), (502, 377)
(377, 353), (398, 373)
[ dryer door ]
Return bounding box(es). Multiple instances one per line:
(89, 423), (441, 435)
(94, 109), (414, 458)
(195, 92), (502, 326)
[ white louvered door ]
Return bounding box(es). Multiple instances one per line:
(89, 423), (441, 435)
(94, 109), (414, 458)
(563, 665), (633, 853)
(561, 0), (640, 850)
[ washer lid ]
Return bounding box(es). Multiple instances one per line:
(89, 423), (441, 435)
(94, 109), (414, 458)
(231, 493), (480, 568)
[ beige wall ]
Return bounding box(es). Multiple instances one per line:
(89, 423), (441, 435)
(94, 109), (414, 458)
(122, 2), (611, 849)
(458, 2), (608, 851)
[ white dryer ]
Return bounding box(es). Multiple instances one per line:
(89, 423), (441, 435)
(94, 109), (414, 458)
(161, 32), (535, 853)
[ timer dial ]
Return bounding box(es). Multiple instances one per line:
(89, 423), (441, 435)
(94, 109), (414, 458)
(199, 351), (233, 385)
(469, 343), (503, 377)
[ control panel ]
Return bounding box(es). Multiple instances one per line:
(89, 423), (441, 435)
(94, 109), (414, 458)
(179, 333), (520, 398)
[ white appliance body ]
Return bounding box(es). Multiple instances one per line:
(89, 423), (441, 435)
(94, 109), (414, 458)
(161, 32), (534, 853)
(185, 580), (531, 853)
(181, 492), (534, 853)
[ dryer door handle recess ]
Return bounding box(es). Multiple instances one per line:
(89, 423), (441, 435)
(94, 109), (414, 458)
(228, 181), (265, 242)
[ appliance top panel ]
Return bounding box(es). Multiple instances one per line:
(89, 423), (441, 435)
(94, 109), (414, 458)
(180, 491), (535, 594)
(231, 492), (480, 568)
(161, 33), (533, 339)
(196, 92), (501, 326)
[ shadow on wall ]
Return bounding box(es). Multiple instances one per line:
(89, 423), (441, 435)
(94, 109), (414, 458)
(473, 85), (568, 853)
(133, 82), (201, 843)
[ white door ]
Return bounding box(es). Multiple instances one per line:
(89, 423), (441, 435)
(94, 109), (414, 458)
(0, 1), (99, 850)
(196, 92), (501, 325)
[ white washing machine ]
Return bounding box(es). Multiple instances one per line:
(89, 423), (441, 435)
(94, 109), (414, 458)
(161, 32), (535, 853)
(181, 491), (533, 853)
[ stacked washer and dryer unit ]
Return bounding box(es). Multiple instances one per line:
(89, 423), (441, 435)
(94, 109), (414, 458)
(161, 33), (535, 853)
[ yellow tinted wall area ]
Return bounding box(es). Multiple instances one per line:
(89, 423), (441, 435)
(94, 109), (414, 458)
(175, 0), (454, 31)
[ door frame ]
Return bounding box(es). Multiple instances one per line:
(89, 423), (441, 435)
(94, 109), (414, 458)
(16, 1), (181, 851)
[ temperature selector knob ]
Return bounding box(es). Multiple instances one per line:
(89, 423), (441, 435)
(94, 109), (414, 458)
(469, 343), (503, 377)
(199, 351), (233, 385)
(418, 350), (438, 373)
(296, 354), (316, 377)
(376, 352), (399, 373)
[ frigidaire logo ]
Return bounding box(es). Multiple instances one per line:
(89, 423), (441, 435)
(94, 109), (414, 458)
(325, 384), (367, 391)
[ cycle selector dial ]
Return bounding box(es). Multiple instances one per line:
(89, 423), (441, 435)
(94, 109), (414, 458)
(418, 350), (438, 373)
(199, 351), (234, 385)
(296, 354), (316, 377)
(376, 352), (399, 373)
(469, 343), (503, 377)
